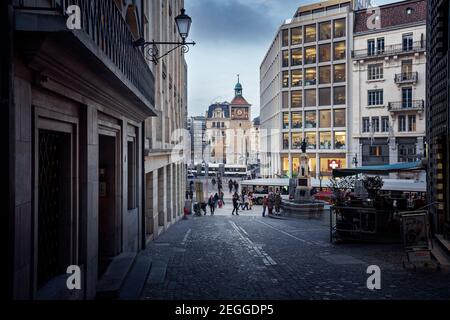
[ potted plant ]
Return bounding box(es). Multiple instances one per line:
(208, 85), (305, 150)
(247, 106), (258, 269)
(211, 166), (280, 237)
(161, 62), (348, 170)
(362, 175), (384, 203)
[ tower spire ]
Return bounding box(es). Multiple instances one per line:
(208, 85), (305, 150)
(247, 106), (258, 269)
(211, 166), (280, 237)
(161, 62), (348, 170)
(234, 74), (242, 97)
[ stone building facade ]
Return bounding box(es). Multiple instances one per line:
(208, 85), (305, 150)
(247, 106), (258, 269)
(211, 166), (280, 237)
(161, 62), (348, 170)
(143, 0), (188, 243)
(5, 0), (156, 299)
(4, 0), (188, 300)
(351, 0), (427, 180)
(205, 80), (253, 165)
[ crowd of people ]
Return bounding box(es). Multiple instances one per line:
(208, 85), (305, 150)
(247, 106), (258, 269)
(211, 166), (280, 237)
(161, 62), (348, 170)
(187, 177), (283, 217)
(231, 186), (283, 217)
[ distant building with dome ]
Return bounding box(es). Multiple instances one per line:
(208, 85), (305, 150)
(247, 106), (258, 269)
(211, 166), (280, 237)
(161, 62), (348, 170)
(205, 76), (254, 165)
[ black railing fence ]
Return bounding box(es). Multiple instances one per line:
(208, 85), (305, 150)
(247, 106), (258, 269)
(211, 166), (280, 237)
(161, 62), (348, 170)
(394, 72), (418, 83)
(352, 41), (425, 59)
(388, 100), (424, 111)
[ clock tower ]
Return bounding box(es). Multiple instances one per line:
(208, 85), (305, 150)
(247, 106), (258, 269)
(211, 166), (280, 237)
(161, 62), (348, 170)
(230, 75), (251, 121)
(228, 75), (252, 165)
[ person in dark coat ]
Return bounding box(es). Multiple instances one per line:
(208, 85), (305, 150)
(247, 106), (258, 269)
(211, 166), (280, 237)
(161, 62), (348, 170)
(274, 191), (282, 215)
(232, 192), (240, 215)
(200, 202), (207, 215)
(228, 179), (233, 193)
(208, 195), (215, 215)
(213, 193), (219, 208)
(267, 192), (275, 215)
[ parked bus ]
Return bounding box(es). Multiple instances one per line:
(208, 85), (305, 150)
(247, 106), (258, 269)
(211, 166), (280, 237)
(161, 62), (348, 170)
(239, 178), (291, 205)
(224, 164), (248, 177)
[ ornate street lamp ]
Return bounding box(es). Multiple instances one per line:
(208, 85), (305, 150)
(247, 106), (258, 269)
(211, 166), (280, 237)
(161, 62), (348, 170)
(175, 8), (192, 40)
(133, 8), (196, 64)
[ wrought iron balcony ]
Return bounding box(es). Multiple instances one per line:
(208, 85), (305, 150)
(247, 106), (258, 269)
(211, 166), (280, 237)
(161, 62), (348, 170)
(388, 100), (424, 112)
(394, 72), (418, 84)
(352, 41), (426, 60)
(14, 0), (155, 109)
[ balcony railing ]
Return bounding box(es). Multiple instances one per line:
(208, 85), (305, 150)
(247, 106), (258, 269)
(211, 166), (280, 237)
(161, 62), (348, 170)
(394, 72), (418, 84)
(352, 41), (426, 60)
(14, 0), (154, 106)
(388, 100), (424, 112)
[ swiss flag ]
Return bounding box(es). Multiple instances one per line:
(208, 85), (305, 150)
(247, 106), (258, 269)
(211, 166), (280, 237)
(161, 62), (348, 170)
(328, 159), (341, 170)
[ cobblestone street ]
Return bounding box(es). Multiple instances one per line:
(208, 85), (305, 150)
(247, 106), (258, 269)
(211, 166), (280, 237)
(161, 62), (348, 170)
(141, 194), (450, 300)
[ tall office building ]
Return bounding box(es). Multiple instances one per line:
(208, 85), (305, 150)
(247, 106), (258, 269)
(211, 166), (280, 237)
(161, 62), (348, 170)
(260, 0), (353, 179)
(427, 0), (450, 238)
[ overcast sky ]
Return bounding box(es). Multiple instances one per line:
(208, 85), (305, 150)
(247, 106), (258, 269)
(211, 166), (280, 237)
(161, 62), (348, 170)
(185, 0), (401, 118)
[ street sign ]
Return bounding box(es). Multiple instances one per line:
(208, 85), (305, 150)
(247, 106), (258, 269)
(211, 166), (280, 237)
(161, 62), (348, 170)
(400, 211), (435, 269)
(401, 211), (430, 250)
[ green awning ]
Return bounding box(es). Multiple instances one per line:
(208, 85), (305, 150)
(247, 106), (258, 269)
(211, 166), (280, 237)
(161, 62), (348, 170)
(332, 161), (425, 178)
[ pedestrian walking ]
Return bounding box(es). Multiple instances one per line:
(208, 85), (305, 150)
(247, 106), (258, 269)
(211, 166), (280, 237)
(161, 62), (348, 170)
(228, 179), (233, 193)
(200, 202), (207, 215)
(212, 178), (216, 188)
(232, 192), (239, 215)
(262, 196), (268, 217)
(248, 192), (254, 210)
(208, 195), (215, 215)
(243, 194), (249, 210)
(268, 192), (274, 215)
(234, 180), (239, 193)
(213, 193), (219, 207)
(189, 190), (193, 200)
(274, 191), (282, 216)
(219, 191), (225, 206)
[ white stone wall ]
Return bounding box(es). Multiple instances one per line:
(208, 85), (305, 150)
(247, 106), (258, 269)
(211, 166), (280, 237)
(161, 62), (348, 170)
(351, 23), (427, 169)
(260, 30), (282, 177)
(143, 0), (187, 240)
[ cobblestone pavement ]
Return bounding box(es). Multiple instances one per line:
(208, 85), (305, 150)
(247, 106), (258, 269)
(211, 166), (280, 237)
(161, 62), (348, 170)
(141, 198), (450, 300)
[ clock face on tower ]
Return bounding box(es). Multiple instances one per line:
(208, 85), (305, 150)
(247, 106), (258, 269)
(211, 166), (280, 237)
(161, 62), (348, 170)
(231, 107), (248, 120)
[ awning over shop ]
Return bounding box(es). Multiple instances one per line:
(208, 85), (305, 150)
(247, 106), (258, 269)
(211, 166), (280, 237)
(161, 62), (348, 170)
(332, 161), (425, 178)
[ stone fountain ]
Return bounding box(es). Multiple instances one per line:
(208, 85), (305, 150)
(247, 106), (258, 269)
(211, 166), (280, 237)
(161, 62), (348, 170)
(282, 139), (325, 217)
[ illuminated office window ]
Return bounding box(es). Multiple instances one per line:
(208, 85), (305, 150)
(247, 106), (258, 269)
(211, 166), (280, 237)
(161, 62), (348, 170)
(291, 69), (302, 87)
(291, 90), (302, 108)
(319, 21), (331, 40)
(334, 41), (346, 60)
(304, 24), (316, 43)
(304, 46), (317, 64)
(291, 27), (302, 45)
(333, 64), (346, 82)
(333, 18), (346, 38)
